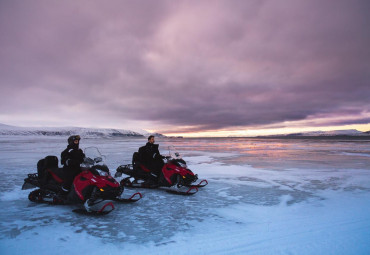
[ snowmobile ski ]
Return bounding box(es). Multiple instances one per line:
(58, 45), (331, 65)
(120, 178), (159, 189)
(113, 192), (143, 203)
(73, 199), (115, 215)
(120, 177), (198, 195)
(72, 204), (114, 215)
(163, 186), (198, 195)
(185, 179), (208, 188)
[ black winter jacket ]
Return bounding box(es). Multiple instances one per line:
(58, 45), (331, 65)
(139, 143), (161, 163)
(61, 146), (85, 168)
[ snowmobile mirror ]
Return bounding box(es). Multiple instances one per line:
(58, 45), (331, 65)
(94, 157), (103, 163)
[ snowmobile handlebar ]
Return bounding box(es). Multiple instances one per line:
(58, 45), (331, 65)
(84, 157), (95, 165)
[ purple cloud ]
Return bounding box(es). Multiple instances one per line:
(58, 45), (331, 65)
(0, 0), (369, 133)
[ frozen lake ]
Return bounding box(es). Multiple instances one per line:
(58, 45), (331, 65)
(0, 136), (370, 254)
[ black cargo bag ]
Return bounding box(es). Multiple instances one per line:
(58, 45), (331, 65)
(37, 155), (58, 183)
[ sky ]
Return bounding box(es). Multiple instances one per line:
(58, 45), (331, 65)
(0, 0), (369, 137)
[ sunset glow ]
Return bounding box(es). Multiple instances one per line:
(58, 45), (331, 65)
(0, 0), (369, 136)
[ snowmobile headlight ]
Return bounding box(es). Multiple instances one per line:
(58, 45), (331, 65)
(100, 188), (104, 192)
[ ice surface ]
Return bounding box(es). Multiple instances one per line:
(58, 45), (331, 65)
(0, 136), (370, 254)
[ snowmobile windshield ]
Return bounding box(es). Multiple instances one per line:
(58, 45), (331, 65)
(168, 146), (182, 159)
(90, 164), (111, 177)
(95, 168), (109, 177)
(176, 160), (187, 168)
(82, 147), (106, 168)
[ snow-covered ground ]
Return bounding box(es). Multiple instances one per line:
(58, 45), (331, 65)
(0, 136), (369, 255)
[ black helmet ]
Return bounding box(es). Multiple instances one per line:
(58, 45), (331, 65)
(68, 135), (81, 147)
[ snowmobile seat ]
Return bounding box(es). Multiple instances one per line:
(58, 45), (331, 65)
(46, 167), (65, 184)
(130, 152), (155, 181)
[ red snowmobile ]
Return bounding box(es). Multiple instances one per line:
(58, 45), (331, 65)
(115, 146), (208, 195)
(22, 147), (142, 215)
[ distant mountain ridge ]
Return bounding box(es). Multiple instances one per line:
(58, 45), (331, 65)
(0, 123), (165, 138)
(261, 129), (370, 138)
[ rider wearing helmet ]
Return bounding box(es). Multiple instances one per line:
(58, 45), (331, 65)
(61, 135), (85, 193)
